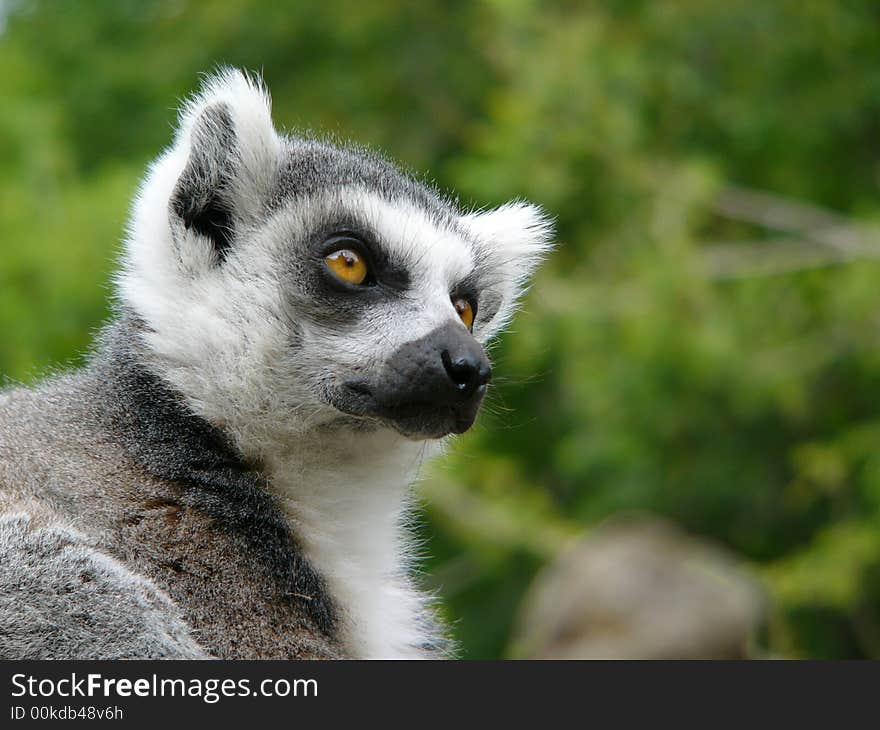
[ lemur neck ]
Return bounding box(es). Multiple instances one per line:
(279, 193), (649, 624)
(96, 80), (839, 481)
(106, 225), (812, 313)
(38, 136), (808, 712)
(261, 427), (441, 658)
(262, 426), (425, 550)
(94, 312), (443, 657)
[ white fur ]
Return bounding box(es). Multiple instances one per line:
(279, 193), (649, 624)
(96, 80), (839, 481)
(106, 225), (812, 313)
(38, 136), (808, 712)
(464, 202), (556, 340)
(267, 429), (443, 658)
(116, 69), (552, 658)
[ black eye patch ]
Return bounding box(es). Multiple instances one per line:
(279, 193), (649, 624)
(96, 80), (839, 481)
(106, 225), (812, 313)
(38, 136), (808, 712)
(313, 221), (411, 293)
(450, 271), (481, 319)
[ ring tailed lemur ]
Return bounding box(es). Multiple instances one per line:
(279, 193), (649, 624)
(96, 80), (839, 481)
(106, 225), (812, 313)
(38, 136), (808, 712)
(0, 69), (553, 659)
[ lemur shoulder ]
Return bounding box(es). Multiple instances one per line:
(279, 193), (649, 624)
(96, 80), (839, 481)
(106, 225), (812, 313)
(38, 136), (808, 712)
(0, 69), (553, 659)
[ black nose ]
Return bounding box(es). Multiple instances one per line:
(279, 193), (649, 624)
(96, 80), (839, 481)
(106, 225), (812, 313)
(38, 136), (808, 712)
(441, 349), (492, 398)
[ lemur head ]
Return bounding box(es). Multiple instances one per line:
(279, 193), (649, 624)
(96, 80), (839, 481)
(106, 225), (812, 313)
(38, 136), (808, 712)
(118, 69), (552, 453)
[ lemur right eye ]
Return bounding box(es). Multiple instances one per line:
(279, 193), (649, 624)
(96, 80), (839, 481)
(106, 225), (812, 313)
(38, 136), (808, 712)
(324, 248), (368, 286)
(453, 296), (475, 331)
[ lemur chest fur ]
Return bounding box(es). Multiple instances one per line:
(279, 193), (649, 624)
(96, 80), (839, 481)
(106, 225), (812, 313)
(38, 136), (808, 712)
(262, 428), (442, 659)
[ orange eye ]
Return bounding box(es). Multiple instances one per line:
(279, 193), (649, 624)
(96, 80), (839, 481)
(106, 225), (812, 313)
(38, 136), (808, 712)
(453, 296), (474, 330)
(324, 248), (368, 285)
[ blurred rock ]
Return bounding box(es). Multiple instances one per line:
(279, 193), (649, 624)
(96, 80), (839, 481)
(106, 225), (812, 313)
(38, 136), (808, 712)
(511, 516), (765, 659)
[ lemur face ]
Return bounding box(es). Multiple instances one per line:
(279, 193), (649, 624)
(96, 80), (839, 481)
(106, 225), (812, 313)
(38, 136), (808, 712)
(273, 189), (492, 439)
(119, 70), (552, 447)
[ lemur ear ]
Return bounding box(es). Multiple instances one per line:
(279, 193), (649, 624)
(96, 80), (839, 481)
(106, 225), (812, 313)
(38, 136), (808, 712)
(462, 202), (555, 340)
(169, 69), (281, 262)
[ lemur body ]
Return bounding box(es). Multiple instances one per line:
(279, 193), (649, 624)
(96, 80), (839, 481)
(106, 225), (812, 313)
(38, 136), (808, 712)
(0, 70), (551, 659)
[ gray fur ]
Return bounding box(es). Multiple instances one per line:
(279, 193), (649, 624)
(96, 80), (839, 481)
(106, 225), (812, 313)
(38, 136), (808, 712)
(274, 135), (463, 233)
(0, 513), (207, 659)
(0, 317), (342, 659)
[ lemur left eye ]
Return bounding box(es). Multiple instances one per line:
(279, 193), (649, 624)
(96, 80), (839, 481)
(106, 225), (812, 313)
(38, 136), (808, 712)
(453, 296), (475, 331)
(324, 248), (368, 286)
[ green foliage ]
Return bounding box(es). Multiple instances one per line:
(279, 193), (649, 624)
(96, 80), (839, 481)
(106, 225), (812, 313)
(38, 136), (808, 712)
(3, 0), (880, 657)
